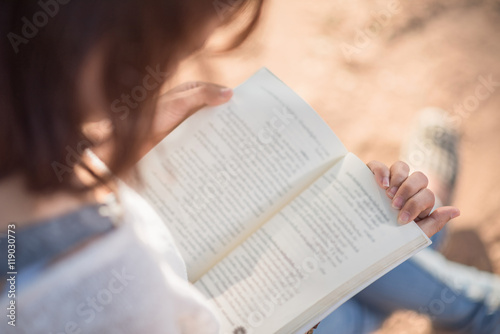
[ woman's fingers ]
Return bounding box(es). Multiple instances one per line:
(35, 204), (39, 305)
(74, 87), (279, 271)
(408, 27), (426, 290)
(163, 82), (233, 117)
(387, 161), (410, 199)
(366, 160), (459, 238)
(416, 206), (460, 238)
(392, 171), (429, 210)
(367, 160), (390, 189)
(182, 82), (233, 107)
(167, 81), (231, 97)
(152, 82), (233, 141)
(397, 188), (435, 225)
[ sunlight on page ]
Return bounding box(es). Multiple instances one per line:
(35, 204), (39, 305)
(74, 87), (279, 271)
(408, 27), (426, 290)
(195, 153), (430, 334)
(137, 69), (348, 280)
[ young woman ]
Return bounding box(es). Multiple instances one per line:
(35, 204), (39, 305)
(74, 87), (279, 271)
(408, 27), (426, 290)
(0, 1), (498, 333)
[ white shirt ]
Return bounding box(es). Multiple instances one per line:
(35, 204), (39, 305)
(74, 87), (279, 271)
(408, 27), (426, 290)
(0, 183), (220, 334)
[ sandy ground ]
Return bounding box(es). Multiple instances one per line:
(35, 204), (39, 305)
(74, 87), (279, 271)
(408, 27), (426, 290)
(172, 0), (500, 332)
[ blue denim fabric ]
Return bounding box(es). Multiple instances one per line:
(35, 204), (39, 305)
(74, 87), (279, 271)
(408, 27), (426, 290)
(315, 231), (500, 334)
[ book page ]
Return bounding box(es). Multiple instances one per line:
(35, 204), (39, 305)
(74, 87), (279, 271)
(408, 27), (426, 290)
(194, 153), (430, 334)
(137, 68), (348, 281)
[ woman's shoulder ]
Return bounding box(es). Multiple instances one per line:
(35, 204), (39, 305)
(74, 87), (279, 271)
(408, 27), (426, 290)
(0, 184), (219, 333)
(3, 228), (218, 333)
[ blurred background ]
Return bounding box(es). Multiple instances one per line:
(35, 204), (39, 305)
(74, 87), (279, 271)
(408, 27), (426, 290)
(171, 0), (500, 332)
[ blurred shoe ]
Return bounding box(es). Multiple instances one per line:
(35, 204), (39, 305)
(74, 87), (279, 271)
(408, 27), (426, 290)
(400, 107), (460, 206)
(402, 108), (500, 333)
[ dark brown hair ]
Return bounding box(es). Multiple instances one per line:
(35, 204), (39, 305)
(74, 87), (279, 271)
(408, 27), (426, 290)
(0, 0), (263, 193)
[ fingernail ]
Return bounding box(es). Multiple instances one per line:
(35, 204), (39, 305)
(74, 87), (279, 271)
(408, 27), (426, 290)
(398, 211), (410, 224)
(451, 209), (460, 219)
(392, 196), (403, 209)
(387, 186), (398, 199)
(220, 88), (232, 98)
(382, 176), (390, 188)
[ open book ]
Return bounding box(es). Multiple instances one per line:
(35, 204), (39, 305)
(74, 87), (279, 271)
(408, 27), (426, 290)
(137, 68), (431, 334)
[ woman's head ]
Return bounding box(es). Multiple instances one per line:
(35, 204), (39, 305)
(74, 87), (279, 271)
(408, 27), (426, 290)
(0, 0), (263, 193)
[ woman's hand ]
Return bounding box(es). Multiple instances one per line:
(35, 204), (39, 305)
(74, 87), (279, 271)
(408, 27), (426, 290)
(367, 161), (460, 238)
(144, 82), (233, 154)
